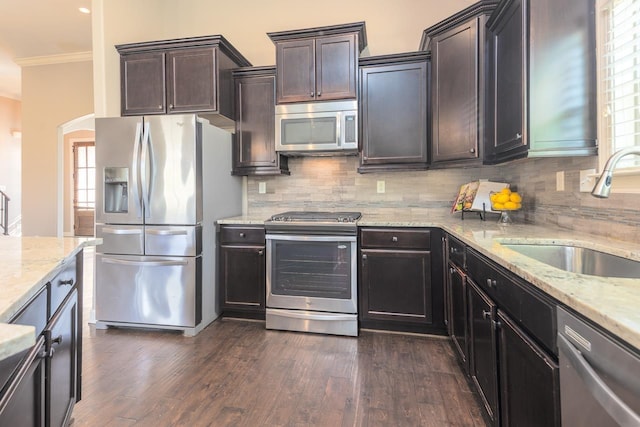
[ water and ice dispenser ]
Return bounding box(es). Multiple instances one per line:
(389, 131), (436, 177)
(104, 167), (129, 213)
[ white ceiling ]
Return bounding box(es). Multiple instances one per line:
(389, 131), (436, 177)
(0, 0), (93, 100)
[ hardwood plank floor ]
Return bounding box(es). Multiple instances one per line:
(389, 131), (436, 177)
(75, 250), (486, 426)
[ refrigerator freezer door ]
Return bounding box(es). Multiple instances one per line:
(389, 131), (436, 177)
(96, 224), (144, 255)
(95, 254), (202, 328)
(145, 225), (202, 256)
(95, 117), (144, 225)
(143, 115), (202, 225)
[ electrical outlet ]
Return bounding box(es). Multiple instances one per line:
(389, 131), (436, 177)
(258, 182), (266, 194)
(580, 169), (597, 192)
(377, 180), (385, 194)
(556, 171), (565, 192)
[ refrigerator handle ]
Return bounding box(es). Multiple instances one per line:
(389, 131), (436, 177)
(141, 122), (151, 218)
(132, 122), (143, 218)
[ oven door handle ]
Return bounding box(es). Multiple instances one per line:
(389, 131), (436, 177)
(267, 308), (356, 322)
(266, 234), (356, 243)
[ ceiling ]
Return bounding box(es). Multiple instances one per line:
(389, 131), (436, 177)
(0, 0), (92, 100)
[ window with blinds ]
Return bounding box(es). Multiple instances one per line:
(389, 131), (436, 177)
(598, 0), (640, 170)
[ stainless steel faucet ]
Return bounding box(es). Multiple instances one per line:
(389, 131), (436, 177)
(591, 146), (640, 198)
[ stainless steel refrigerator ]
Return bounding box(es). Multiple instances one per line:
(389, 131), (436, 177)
(93, 114), (241, 335)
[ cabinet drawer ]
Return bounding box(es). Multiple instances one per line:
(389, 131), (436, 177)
(10, 286), (48, 337)
(220, 226), (265, 245)
(361, 228), (431, 250)
(49, 258), (77, 318)
(467, 248), (557, 355)
(447, 235), (465, 268)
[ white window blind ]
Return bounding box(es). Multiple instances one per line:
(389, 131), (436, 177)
(599, 0), (640, 169)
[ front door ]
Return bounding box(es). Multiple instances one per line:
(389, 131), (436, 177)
(73, 141), (95, 236)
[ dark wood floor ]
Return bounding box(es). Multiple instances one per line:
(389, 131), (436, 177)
(72, 316), (486, 427)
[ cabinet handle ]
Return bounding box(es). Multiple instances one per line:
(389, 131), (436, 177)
(258, 249), (264, 256)
(317, 91), (322, 97)
(310, 91), (315, 97)
(158, 105), (163, 110)
(482, 310), (491, 320)
(239, 232), (246, 238)
(362, 254), (368, 261)
(515, 132), (522, 140)
(169, 104), (174, 109)
(392, 236), (398, 242)
(486, 278), (497, 288)
(57, 279), (74, 286)
(450, 247), (458, 254)
(470, 148), (476, 153)
(52, 335), (63, 346)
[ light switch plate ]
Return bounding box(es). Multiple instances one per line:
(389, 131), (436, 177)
(258, 182), (266, 194)
(556, 171), (565, 192)
(377, 180), (385, 194)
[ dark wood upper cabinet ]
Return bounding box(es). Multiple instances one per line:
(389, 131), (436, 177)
(358, 52), (430, 173)
(268, 22), (366, 104)
(232, 67), (289, 176)
(485, 0), (597, 163)
(421, 1), (498, 167)
(117, 36), (251, 127)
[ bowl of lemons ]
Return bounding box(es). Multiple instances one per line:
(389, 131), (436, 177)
(489, 188), (522, 224)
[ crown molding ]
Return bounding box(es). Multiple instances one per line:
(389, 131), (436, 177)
(15, 51), (92, 67)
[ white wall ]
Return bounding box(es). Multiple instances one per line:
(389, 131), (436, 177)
(92, 0), (478, 116)
(0, 96), (21, 228)
(21, 60), (94, 236)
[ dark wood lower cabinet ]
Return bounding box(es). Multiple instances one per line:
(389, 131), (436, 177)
(467, 279), (499, 426)
(359, 227), (444, 334)
(497, 309), (560, 427)
(448, 264), (468, 369)
(46, 291), (79, 427)
(219, 225), (266, 319)
(0, 337), (46, 427)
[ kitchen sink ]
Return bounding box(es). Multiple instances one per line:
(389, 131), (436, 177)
(501, 243), (640, 279)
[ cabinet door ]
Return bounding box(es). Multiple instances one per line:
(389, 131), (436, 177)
(448, 264), (468, 369)
(431, 19), (479, 163)
(46, 290), (78, 427)
(121, 52), (166, 116)
(360, 249), (432, 325)
(233, 73), (287, 175)
(167, 48), (217, 113)
(315, 34), (357, 101)
(489, 0), (527, 159)
(275, 39), (315, 103)
(498, 310), (560, 427)
(467, 279), (499, 426)
(0, 337), (46, 427)
(220, 245), (266, 317)
(360, 61), (428, 169)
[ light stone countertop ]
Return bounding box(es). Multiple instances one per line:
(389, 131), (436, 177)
(218, 212), (640, 351)
(0, 237), (99, 361)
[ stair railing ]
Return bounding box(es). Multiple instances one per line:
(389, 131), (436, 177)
(0, 190), (9, 235)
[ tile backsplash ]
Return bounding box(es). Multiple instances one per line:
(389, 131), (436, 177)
(246, 156), (640, 243)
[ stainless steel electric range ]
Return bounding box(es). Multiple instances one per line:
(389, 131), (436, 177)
(264, 211), (361, 336)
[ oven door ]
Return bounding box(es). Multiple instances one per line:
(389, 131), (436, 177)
(266, 234), (357, 314)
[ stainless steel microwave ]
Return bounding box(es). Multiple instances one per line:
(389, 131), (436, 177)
(275, 100), (358, 155)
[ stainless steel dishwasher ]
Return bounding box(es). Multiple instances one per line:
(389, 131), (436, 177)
(557, 307), (640, 426)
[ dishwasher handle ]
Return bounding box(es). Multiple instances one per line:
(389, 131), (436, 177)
(558, 334), (640, 426)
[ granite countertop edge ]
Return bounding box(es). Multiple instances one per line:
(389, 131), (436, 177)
(0, 237), (100, 362)
(219, 212), (640, 351)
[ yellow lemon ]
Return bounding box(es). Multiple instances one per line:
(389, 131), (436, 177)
(504, 201), (517, 210)
(509, 192), (522, 203)
(515, 203), (522, 210)
(496, 194), (510, 204)
(490, 193), (499, 203)
(500, 187), (512, 195)
(493, 202), (505, 210)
